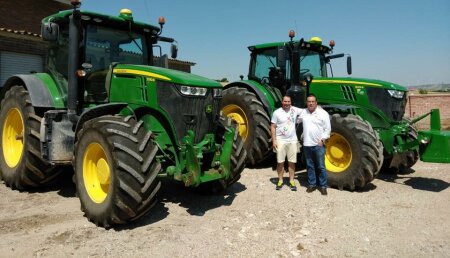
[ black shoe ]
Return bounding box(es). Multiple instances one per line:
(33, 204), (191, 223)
(319, 188), (328, 195)
(306, 186), (316, 193)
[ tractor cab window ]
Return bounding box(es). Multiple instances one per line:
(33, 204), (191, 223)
(47, 26), (70, 90)
(85, 25), (148, 72)
(251, 48), (278, 81)
(286, 50), (327, 79)
(84, 25), (148, 103)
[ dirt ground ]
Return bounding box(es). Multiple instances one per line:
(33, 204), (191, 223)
(0, 160), (449, 258)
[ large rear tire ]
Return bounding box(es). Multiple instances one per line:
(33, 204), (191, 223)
(0, 86), (59, 189)
(221, 87), (271, 165)
(325, 114), (383, 190)
(74, 115), (161, 227)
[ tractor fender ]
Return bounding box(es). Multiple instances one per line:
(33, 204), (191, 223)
(74, 103), (129, 141)
(1, 74), (56, 108)
(224, 81), (275, 114)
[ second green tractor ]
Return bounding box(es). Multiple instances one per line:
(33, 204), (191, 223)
(221, 31), (450, 190)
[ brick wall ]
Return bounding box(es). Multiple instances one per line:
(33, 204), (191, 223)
(0, 0), (70, 35)
(404, 93), (450, 130)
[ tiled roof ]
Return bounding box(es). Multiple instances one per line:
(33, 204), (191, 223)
(0, 27), (41, 38)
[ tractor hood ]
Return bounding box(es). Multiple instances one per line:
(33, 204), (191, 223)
(312, 77), (407, 91)
(112, 64), (221, 88)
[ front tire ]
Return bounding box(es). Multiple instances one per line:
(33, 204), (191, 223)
(221, 87), (271, 165)
(74, 115), (161, 227)
(0, 86), (59, 189)
(325, 114), (383, 190)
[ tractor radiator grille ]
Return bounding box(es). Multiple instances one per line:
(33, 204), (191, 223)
(341, 85), (356, 101)
(156, 82), (220, 144)
(366, 88), (406, 121)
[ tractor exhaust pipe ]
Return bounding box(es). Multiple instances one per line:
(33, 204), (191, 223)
(67, 0), (81, 123)
(287, 35), (307, 108)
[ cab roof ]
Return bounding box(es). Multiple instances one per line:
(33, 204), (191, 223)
(248, 40), (332, 54)
(42, 9), (160, 33)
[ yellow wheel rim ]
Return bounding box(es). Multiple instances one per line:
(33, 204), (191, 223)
(325, 132), (352, 173)
(2, 108), (24, 168)
(222, 104), (248, 140)
(83, 142), (110, 203)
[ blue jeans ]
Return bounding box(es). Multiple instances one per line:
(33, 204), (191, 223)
(303, 145), (327, 188)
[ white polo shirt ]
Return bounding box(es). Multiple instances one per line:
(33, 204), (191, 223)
(300, 106), (331, 147)
(271, 106), (303, 142)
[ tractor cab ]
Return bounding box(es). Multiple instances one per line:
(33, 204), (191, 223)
(42, 8), (177, 106)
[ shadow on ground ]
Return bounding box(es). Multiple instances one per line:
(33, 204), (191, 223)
(118, 177), (247, 230)
(377, 172), (450, 192)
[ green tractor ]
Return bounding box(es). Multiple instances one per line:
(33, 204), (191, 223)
(221, 30), (450, 190)
(0, 1), (246, 227)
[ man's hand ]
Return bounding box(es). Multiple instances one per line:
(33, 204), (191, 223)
(318, 139), (324, 147)
(272, 139), (278, 151)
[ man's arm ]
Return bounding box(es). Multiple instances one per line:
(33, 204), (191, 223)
(322, 112), (331, 141)
(271, 123), (277, 150)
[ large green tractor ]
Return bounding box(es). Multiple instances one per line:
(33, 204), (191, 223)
(0, 1), (246, 227)
(221, 31), (450, 190)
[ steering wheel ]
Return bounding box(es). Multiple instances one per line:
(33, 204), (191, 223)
(300, 68), (310, 75)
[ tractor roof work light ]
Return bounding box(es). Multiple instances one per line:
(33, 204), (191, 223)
(289, 30), (295, 41)
(329, 40), (335, 49)
(70, 0), (81, 8)
(159, 17), (166, 26)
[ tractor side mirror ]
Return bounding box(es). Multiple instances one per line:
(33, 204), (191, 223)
(277, 46), (286, 69)
(347, 55), (352, 75)
(170, 44), (178, 59)
(41, 22), (59, 41)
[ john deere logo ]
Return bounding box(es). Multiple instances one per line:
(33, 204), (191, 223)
(205, 105), (213, 113)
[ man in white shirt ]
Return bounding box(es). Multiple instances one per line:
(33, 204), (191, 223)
(300, 94), (331, 195)
(271, 95), (303, 191)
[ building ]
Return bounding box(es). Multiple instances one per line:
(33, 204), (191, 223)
(0, 0), (194, 85)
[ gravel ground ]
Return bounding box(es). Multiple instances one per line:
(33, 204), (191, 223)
(0, 160), (449, 258)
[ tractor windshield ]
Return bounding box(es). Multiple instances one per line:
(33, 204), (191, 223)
(250, 47), (327, 82)
(84, 25), (149, 73)
(297, 50), (327, 78)
(285, 49), (328, 79)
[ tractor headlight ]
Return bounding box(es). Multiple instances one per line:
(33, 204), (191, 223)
(387, 90), (405, 99)
(180, 85), (207, 96)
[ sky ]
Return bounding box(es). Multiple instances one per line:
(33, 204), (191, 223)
(82, 0), (450, 86)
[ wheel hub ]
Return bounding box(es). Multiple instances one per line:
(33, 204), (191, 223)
(222, 104), (248, 140)
(325, 132), (352, 173)
(2, 108), (24, 168)
(83, 142), (110, 203)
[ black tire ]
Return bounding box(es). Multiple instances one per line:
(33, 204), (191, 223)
(74, 115), (161, 227)
(221, 87), (271, 165)
(0, 86), (59, 189)
(196, 118), (247, 193)
(325, 114), (383, 190)
(381, 119), (419, 173)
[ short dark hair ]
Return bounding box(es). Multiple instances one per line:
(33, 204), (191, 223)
(306, 93), (317, 101)
(282, 95), (292, 100)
